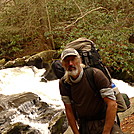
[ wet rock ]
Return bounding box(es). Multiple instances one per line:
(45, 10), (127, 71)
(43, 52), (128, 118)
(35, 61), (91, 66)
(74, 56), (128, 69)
(25, 50), (56, 69)
(110, 69), (134, 83)
(3, 60), (16, 68)
(4, 122), (41, 134)
(49, 110), (68, 134)
(3, 57), (28, 68)
(40, 77), (48, 82)
(0, 118), (6, 125)
(0, 92), (40, 110)
(40, 62), (58, 81)
(0, 105), (4, 112)
(0, 92), (68, 134)
(0, 58), (6, 69)
(1, 50), (59, 81)
(2, 50), (57, 70)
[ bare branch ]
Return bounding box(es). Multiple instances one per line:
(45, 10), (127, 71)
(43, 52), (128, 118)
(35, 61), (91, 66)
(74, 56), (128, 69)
(63, 7), (108, 30)
(72, 0), (85, 25)
(45, 0), (55, 49)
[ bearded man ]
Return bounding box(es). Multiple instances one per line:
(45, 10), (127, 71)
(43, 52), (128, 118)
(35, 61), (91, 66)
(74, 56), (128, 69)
(59, 48), (123, 134)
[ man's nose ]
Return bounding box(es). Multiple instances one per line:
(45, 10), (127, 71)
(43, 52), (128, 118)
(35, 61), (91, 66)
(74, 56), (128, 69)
(68, 60), (73, 65)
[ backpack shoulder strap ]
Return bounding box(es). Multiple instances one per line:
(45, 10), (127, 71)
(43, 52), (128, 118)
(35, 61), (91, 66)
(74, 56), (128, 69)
(61, 77), (72, 99)
(84, 67), (99, 94)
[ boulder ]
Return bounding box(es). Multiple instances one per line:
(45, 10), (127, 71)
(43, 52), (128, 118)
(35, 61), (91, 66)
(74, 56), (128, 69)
(4, 122), (42, 134)
(3, 56), (29, 68)
(2, 50), (57, 69)
(111, 69), (134, 83)
(0, 92), (68, 134)
(0, 58), (6, 64)
(49, 110), (68, 134)
(25, 50), (57, 69)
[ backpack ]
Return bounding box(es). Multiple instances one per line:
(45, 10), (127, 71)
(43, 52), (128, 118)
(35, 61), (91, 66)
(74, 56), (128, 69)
(51, 60), (65, 79)
(51, 37), (130, 112)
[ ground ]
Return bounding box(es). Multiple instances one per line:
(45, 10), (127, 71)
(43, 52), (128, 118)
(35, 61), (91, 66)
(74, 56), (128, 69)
(120, 97), (134, 134)
(121, 114), (134, 134)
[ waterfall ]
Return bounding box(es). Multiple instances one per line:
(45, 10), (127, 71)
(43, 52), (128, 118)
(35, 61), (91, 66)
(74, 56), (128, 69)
(0, 66), (64, 108)
(10, 108), (51, 134)
(0, 66), (133, 134)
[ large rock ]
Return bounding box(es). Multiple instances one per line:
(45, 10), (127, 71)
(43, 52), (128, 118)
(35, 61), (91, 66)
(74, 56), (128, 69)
(2, 50), (57, 69)
(3, 56), (29, 68)
(49, 111), (68, 134)
(0, 92), (68, 134)
(0, 58), (6, 69)
(110, 68), (134, 83)
(1, 50), (60, 81)
(4, 122), (42, 134)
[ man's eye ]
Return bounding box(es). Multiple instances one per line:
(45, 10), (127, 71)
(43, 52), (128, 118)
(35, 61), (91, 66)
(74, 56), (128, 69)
(63, 57), (77, 63)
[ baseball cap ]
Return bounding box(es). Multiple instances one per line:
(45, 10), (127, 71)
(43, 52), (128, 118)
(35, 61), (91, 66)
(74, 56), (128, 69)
(61, 48), (80, 61)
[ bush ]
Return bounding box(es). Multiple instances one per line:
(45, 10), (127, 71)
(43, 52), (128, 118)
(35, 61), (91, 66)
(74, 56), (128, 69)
(0, 0), (133, 75)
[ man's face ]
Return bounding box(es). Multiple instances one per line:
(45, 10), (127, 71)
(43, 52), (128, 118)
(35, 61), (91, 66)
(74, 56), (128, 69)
(62, 55), (81, 78)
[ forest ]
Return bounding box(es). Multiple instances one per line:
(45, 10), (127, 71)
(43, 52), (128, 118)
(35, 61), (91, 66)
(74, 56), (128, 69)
(0, 0), (134, 80)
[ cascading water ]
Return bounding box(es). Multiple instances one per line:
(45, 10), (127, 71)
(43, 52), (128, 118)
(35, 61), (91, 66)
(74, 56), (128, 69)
(0, 66), (133, 134)
(0, 66), (64, 134)
(0, 66), (64, 108)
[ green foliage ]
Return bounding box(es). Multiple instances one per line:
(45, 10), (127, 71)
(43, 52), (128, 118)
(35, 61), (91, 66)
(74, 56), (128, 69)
(94, 28), (134, 71)
(0, 0), (49, 58)
(0, 0), (134, 74)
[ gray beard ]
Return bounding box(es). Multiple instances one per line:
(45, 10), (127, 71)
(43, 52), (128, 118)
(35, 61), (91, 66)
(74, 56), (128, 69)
(66, 69), (79, 77)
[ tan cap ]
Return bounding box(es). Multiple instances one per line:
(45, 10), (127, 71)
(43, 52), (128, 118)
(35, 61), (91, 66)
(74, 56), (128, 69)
(61, 48), (80, 61)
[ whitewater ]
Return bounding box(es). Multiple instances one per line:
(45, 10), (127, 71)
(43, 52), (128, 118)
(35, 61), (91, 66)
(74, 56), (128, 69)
(0, 66), (133, 133)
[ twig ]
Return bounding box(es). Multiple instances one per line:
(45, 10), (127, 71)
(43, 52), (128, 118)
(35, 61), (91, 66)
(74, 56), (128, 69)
(72, 0), (85, 25)
(45, 0), (55, 49)
(63, 7), (108, 30)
